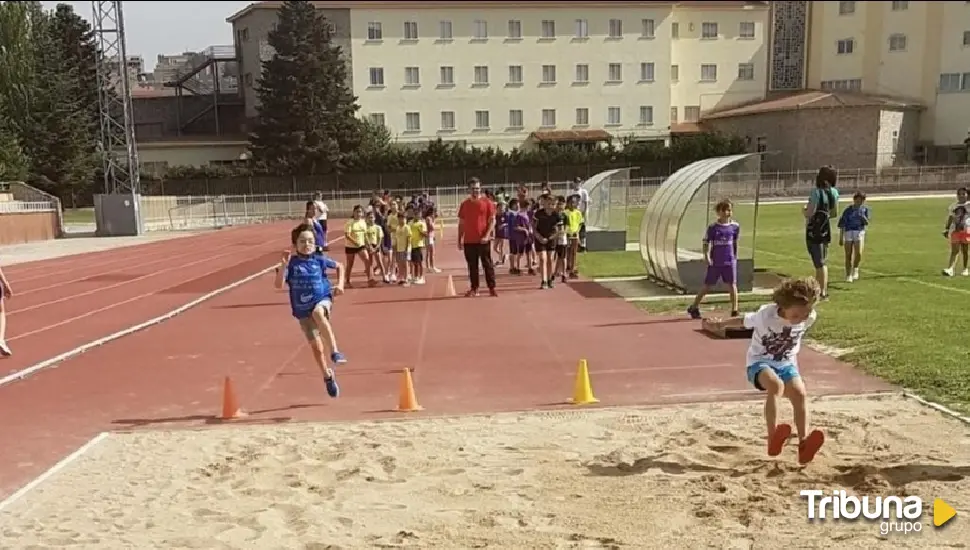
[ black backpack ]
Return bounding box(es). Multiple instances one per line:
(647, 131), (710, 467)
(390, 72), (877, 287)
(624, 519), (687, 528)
(806, 188), (835, 244)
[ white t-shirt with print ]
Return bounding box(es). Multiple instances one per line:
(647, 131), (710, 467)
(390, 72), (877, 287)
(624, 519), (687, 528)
(743, 304), (816, 368)
(314, 200), (329, 221)
(947, 201), (968, 232)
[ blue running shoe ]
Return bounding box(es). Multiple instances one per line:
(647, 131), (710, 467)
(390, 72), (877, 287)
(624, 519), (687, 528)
(331, 351), (347, 364)
(325, 375), (339, 398)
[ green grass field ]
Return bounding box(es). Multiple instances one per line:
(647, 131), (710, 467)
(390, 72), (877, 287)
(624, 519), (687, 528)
(62, 208), (94, 225)
(579, 197), (970, 413)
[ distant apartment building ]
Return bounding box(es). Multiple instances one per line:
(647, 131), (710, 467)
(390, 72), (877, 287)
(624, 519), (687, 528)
(105, 54), (148, 91)
(228, 1), (771, 150)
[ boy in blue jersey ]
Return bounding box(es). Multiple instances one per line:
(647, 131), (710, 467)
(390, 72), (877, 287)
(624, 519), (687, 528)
(274, 223), (346, 398)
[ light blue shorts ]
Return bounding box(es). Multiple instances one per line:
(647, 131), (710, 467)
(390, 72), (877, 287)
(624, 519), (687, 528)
(747, 362), (799, 391)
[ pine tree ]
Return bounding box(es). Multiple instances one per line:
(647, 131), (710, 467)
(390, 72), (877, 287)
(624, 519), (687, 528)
(249, 0), (362, 175)
(51, 4), (101, 139)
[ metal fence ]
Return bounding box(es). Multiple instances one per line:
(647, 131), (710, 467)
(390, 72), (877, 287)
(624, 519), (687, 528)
(0, 181), (64, 235)
(138, 164), (970, 232)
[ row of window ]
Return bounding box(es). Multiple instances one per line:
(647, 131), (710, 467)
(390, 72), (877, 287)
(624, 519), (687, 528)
(367, 62), (757, 88)
(820, 79), (862, 91)
(368, 105), (702, 133)
(366, 18), (756, 42)
(838, 1), (910, 14)
(939, 72), (970, 93)
(836, 31), (970, 55)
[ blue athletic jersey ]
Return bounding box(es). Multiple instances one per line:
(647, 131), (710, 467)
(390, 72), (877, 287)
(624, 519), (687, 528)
(309, 219), (326, 247)
(285, 254), (338, 319)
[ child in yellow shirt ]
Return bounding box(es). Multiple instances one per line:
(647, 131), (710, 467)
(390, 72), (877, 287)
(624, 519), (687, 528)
(364, 210), (387, 283)
(564, 195), (585, 279)
(392, 212), (412, 286)
(408, 208), (428, 285)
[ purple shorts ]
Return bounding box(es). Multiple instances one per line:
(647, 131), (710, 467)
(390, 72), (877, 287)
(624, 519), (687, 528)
(704, 264), (737, 285)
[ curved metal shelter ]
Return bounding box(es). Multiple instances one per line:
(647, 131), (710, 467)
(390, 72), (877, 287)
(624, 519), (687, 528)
(639, 153), (761, 292)
(576, 167), (632, 251)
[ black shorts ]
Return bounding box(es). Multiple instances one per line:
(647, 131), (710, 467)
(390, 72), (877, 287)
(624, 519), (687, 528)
(509, 240), (527, 255)
(535, 238), (556, 252)
(555, 244), (567, 257)
(410, 247), (424, 263)
(345, 246), (365, 255)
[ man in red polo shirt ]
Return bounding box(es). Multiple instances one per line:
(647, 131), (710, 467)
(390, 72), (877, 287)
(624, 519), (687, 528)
(457, 177), (498, 297)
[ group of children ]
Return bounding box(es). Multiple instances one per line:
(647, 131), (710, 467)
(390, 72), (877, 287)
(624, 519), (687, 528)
(493, 191), (586, 288)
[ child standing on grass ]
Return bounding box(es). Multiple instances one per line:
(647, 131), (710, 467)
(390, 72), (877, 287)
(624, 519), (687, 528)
(688, 200), (740, 319)
(837, 192), (870, 282)
(275, 223), (347, 398)
(408, 208), (428, 285)
(942, 187), (970, 277)
(0, 264), (12, 356)
(721, 276), (825, 464)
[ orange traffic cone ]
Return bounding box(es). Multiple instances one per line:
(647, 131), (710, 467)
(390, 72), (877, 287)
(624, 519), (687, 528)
(444, 274), (456, 297)
(396, 368), (424, 412)
(220, 376), (247, 420)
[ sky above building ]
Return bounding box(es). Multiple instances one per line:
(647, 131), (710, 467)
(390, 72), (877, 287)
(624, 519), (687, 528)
(43, 1), (251, 71)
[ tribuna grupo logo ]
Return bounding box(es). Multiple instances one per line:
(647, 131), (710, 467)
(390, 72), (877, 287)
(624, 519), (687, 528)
(800, 489), (924, 535)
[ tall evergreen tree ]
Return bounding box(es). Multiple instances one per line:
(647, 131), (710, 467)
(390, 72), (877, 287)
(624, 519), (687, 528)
(249, 0), (362, 174)
(51, 4), (101, 139)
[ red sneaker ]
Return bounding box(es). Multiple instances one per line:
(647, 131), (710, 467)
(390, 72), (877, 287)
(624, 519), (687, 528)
(798, 430), (825, 465)
(767, 423), (792, 457)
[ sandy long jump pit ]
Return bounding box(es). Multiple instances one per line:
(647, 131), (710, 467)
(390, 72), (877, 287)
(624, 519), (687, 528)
(1, 394), (968, 549)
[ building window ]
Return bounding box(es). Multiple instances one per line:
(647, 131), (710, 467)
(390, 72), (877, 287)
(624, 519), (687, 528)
(575, 64), (589, 83)
(475, 110), (490, 130)
(608, 63), (622, 82)
(541, 20), (556, 38)
(670, 106), (678, 124)
(671, 64), (679, 81)
(671, 22), (679, 39)
(837, 38), (855, 54)
(700, 64), (717, 82)
(684, 106), (700, 122)
(640, 62), (655, 82)
(839, 1), (855, 15)
(609, 19), (623, 38)
(440, 111), (455, 130)
(541, 109), (556, 127)
(403, 21), (418, 40)
(439, 21), (453, 40)
(891, 1), (908, 10)
(701, 22), (718, 39)
(368, 67), (384, 87)
(888, 34), (907, 52)
(607, 106), (621, 125)
(405, 112), (420, 132)
(641, 19), (655, 39)
(820, 78), (862, 91)
(439, 66), (454, 86)
(508, 65), (523, 85)
(575, 19), (589, 38)
(367, 22), (383, 41)
(737, 63), (755, 81)
(639, 106), (654, 125)
(368, 113), (385, 127)
(939, 72), (970, 92)
(542, 65), (557, 83)
(508, 19), (522, 39)
(575, 108), (589, 126)
(404, 67), (420, 86)
(473, 66), (489, 85)
(739, 22), (755, 39)
(962, 31), (970, 46)
(473, 20), (488, 39)
(509, 109), (524, 128)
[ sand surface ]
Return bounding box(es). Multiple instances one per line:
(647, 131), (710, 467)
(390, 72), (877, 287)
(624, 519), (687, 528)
(1, 394), (967, 549)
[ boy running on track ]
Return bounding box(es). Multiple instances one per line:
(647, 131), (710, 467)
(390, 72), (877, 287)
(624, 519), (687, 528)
(275, 223), (347, 397)
(722, 277), (824, 464)
(0, 264), (11, 356)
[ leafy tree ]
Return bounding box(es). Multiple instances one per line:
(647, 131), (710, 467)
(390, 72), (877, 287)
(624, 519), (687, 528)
(249, 0), (362, 174)
(50, 4), (101, 138)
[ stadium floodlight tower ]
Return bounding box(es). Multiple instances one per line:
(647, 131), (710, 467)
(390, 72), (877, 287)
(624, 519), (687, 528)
(91, 0), (143, 236)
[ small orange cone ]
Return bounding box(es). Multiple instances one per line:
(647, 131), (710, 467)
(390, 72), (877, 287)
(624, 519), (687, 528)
(396, 368), (424, 412)
(444, 274), (456, 297)
(568, 359), (599, 405)
(220, 376), (248, 420)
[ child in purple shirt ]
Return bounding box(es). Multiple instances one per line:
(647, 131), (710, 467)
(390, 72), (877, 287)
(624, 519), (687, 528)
(688, 199), (741, 319)
(507, 199), (531, 274)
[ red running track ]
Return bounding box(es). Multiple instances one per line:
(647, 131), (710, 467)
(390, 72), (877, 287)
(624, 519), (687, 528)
(0, 230), (891, 500)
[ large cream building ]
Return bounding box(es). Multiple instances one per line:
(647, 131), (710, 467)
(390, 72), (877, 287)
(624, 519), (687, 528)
(228, 1), (770, 149)
(807, 0), (970, 162)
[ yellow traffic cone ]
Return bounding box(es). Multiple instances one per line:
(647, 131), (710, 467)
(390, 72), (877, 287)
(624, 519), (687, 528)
(568, 359), (599, 405)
